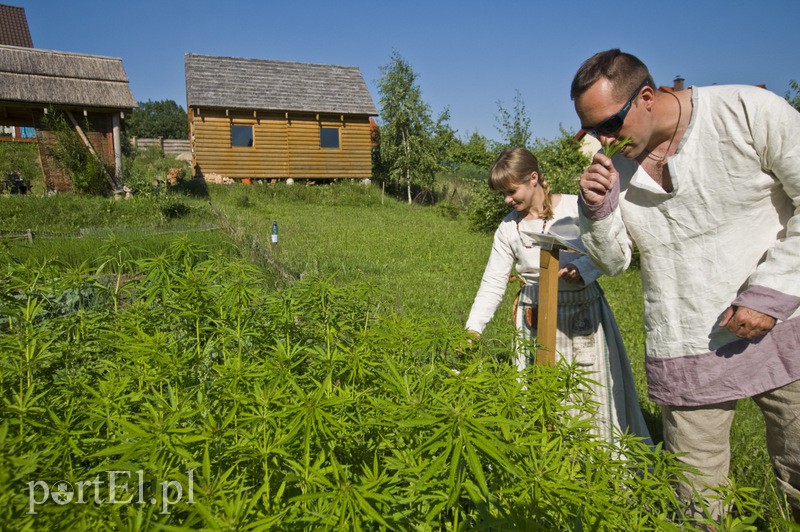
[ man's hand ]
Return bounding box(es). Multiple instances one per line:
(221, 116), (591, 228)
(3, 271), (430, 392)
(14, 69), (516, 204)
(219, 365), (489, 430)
(580, 153), (617, 206)
(719, 305), (776, 340)
(558, 264), (583, 284)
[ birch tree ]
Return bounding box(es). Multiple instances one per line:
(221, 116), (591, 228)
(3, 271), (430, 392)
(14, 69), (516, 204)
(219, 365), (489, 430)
(376, 50), (439, 204)
(495, 90), (532, 150)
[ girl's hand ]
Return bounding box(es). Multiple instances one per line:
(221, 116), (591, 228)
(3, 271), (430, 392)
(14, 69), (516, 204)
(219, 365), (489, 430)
(558, 264), (583, 284)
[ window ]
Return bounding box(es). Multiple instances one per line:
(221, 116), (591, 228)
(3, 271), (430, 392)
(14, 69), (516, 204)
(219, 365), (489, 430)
(320, 127), (340, 149)
(231, 125), (253, 147)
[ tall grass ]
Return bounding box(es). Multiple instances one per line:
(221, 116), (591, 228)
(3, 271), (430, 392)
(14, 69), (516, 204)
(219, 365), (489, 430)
(207, 181), (506, 328)
(0, 183), (226, 266)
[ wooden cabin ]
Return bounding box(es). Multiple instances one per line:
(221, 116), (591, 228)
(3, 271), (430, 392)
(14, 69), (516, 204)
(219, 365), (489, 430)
(184, 53), (378, 182)
(0, 44), (136, 192)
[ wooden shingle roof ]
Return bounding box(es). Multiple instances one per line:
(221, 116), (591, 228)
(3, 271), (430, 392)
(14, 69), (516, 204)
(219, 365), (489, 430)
(185, 53), (378, 116)
(0, 4), (33, 48)
(0, 45), (136, 109)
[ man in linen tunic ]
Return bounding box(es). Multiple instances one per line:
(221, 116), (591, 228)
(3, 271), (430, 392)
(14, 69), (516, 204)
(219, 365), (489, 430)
(571, 49), (800, 522)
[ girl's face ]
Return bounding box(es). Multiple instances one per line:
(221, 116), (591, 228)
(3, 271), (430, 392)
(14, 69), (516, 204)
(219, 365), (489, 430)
(501, 178), (537, 213)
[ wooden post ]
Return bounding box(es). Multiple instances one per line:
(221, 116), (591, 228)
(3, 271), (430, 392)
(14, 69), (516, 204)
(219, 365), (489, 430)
(536, 247), (560, 366)
(112, 112), (122, 188)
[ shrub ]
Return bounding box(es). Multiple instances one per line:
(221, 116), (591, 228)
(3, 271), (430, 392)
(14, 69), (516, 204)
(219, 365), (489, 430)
(123, 147), (191, 197)
(468, 184), (508, 234)
(158, 197), (192, 219)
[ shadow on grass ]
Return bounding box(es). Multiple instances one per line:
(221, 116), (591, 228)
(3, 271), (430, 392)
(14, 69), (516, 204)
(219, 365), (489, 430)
(173, 177), (210, 199)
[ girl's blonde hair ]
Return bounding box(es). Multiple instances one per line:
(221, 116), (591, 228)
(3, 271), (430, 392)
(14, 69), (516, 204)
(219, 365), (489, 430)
(488, 147), (553, 219)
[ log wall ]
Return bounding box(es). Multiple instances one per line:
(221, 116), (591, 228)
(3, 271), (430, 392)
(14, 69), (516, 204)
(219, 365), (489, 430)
(189, 109), (373, 180)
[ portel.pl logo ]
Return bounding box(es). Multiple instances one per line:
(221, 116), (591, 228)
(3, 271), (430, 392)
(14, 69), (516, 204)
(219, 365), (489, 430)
(27, 469), (194, 515)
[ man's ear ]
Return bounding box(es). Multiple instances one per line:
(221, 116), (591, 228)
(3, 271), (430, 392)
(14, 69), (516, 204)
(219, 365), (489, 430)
(640, 85), (657, 110)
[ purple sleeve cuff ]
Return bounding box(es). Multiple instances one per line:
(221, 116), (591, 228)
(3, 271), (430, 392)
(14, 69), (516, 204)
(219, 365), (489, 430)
(732, 284), (800, 321)
(578, 178), (620, 221)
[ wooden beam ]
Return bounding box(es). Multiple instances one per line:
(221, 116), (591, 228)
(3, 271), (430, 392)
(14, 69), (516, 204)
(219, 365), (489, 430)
(66, 110), (117, 190)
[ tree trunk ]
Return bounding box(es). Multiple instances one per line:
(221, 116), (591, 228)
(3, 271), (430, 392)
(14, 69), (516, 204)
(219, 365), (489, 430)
(402, 129), (412, 204)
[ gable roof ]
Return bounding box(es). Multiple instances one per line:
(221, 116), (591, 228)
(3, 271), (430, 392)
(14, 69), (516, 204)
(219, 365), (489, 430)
(0, 44), (136, 109)
(0, 4), (33, 47)
(185, 53), (378, 116)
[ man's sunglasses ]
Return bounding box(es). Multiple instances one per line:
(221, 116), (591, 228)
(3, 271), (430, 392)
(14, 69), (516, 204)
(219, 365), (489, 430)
(581, 79), (651, 137)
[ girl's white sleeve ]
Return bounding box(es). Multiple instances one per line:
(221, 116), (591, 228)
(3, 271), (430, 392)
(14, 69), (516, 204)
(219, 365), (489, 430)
(465, 225), (516, 333)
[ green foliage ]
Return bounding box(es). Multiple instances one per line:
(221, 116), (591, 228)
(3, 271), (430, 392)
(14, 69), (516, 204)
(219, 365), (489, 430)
(467, 129), (591, 233)
(1, 173), (789, 528)
(601, 136), (632, 158)
(126, 99), (189, 140)
(123, 147), (192, 197)
(786, 80), (800, 112)
(0, 243), (763, 529)
(431, 107), (459, 164)
(495, 90), (532, 150)
(468, 184), (509, 234)
(377, 50), (441, 203)
(41, 109), (111, 195)
(533, 127), (592, 196)
(450, 131), (498, 170)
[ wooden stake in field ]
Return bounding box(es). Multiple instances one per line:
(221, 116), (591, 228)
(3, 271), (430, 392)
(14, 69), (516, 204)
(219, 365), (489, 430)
(524, 233), (586, 367)
(536, 245), (560, 366)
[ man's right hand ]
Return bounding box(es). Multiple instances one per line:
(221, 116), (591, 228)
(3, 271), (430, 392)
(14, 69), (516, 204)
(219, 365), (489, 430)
(580, 153), (617, 206)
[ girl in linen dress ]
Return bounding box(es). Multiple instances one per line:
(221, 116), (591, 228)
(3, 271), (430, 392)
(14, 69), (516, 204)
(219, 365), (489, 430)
(466, 147), (650, 444)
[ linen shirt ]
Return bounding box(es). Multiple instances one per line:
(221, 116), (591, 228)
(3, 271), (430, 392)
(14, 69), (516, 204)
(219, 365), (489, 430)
(466, 194), (601, 334)
(579, 85), (800, 406)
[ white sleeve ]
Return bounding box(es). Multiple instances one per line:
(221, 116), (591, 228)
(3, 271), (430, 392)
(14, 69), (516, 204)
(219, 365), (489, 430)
(577, 183), (635, 278)
(465, 224), (516, 333)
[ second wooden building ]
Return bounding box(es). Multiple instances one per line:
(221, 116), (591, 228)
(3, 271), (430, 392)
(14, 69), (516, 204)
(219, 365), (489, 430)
(184, 53), (378, 182)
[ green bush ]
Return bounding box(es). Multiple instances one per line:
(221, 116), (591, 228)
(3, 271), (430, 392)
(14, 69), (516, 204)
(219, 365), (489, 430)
(468, 184), (508, 234)
(123, 147), (191, 197)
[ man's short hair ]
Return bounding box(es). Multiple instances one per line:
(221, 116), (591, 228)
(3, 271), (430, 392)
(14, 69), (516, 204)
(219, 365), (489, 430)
(571, 49), (654, 101)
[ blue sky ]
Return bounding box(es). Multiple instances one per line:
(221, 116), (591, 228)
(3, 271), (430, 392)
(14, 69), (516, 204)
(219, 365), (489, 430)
(11, 0), (800, 141)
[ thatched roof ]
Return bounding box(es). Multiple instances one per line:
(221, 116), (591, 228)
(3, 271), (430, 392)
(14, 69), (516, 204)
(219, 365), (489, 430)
(0, 4), (33, 47)
(0, 44), (136, 109)
(185, 53), (377, 116)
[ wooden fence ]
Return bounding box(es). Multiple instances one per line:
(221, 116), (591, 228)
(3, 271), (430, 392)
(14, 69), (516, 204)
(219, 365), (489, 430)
(130, 137), (190, 158)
